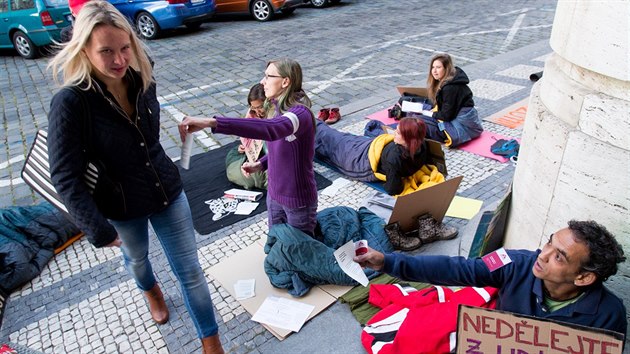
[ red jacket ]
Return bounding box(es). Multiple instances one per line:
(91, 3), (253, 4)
(362, 284), (498, 354)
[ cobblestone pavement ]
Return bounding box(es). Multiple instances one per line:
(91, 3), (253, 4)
(0, 1), (566, 353)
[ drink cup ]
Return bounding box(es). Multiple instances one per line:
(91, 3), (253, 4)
(180, 133), (193, 170)
(355, 240), (368, 256)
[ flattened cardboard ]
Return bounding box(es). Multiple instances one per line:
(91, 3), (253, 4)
(388, 176), (462, 232)
(396, 86), (428, 98)
(456, 305), (624, 354)
(206, 242), (337, 340)
(482, 97), (528, 129)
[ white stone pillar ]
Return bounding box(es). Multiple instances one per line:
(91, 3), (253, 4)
(505, 1), (630, 273)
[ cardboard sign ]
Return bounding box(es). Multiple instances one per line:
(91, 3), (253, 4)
(456, 305), (625, 354)
(240, 137), (264, 164)
(389, 176), (462, 232)
(396, 86), (429, 98)
(482, 97), (528, 129)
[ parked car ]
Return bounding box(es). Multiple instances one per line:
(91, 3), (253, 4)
(109, 0), (216, 40)
(0, 0), (71, 59)
(214, 0), (305, 22)
(310, 0), (340, 8)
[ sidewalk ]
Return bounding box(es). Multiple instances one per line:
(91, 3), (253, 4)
(1, 40), (551, 353)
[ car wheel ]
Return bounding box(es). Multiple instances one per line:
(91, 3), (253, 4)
(186, 22), (202, 30)
(311, 0), (328, 8)
(251, 0), (274, 21)
(136, 12), (160, 40)
(12, 31), (39, 59)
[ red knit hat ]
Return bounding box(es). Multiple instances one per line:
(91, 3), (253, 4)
(68, 0), (90, 16)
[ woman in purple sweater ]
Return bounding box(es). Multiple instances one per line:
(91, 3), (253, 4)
(179, 59), (318, 236)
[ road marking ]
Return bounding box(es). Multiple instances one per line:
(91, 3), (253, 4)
(0, 155), (25, 169)
(403, 45), (479, 63)
(497, 8), (531, 16)
(311, 53), (376, 94)
(158, 80), (233, 107)
(0, 177), (23, 188)
(501, 13), (527, 52)
(352, 31), (433, 52)
(434, 24), (551, 38)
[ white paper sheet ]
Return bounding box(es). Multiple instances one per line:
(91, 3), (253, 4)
(401, 100), (423, 113)
(251, 296), (315, 332)
(333, 240), (369, 287)
(234, 202), (259, 215)
(234, 279), (256, 300)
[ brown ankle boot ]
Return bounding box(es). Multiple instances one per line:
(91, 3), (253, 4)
(144, 283), (169, 324)
(384, 222), (422, 251)
(201, 334), (225, 354)
(416, 214), (458, 244)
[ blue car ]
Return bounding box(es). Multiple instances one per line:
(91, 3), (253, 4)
(109, 0), (215, 40)
(0, 0), (71, 59)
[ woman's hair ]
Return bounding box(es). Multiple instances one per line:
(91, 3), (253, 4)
(48, 0), (153, 92)
(247, 83), (265, 105)
(397, 117), (426, 156)
(426, 53), (456, 104)
(264, 58), (312, 116)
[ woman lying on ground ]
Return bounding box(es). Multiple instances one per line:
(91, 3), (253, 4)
(314, 117), (428, 196)
(420, 53), (483, 147)
(179, 58), (318, 236)
(225, 83), (268, 189)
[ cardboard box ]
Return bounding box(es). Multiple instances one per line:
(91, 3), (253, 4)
(389, 176), (463, 232)
(456, 305), (625, 354)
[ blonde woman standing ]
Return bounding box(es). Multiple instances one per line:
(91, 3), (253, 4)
(46, 2), (223, 352)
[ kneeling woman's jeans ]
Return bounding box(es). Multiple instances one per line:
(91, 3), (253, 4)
(109, 191), (218, 338)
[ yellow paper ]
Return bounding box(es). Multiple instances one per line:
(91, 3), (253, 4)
(445, 196), (483, 220)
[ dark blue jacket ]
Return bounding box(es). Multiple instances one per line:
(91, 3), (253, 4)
(47, 69), (182, 248)
(384, 249), (627, 335)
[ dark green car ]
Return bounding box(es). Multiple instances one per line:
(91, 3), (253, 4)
(0, 0), (71, 59)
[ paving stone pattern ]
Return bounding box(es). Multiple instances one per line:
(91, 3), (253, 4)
(0, 1), (566, 353)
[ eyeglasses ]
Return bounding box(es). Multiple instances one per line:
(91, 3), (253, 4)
(263, 74), (282, 80)
(250, 104), (264, 111)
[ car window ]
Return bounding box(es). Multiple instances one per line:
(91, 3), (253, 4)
(11, 0), (35, 10)
(43, 0), (68, 6)
(0, 0), (8, 13)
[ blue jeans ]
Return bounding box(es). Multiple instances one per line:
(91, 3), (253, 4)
(109, 191), (218, 338)
(314, 120), (376, 181)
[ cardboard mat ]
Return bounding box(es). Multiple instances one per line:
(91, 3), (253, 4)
(206, 242), (353, 340)
(365, 107), (398, 125)
(482, 97), (528, 129)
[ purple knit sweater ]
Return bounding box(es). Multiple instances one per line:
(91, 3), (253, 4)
(213, 104), (317, 209)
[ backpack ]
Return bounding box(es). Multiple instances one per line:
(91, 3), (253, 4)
(490, 139), (520, 160)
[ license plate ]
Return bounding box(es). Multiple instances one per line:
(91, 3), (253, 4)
(191, 0), (204, 4)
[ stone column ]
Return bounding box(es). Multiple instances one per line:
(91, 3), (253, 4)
(504, 1), (629, 273)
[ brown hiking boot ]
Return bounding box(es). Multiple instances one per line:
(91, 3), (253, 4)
(416, 214), (458, 244)
(384, 222), (422, 251)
